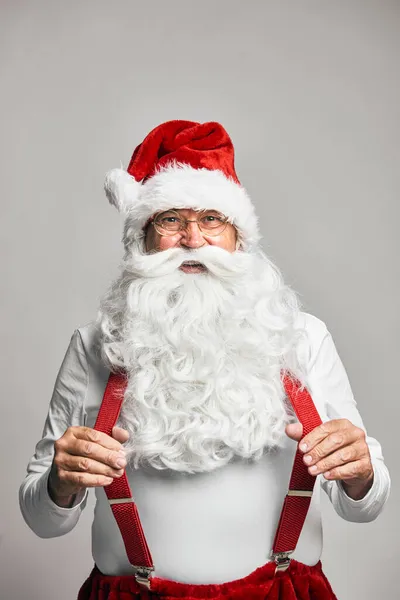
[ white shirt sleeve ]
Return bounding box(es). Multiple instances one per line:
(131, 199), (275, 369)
(307, 321), (391, 522)
(19, 330), (89, 538)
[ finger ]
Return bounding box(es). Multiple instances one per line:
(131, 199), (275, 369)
(305, 442), (365, 476)
(71, 427), (125, 452)
(58, 454), (125, 479)
(285, 423), (303, 441)
(112, 426), (129, 444)
(303, 430), (362, 467)
(58, 470), (115, 489)
(321, 458), (373, 481)
(299, 419), (353, 454)
(67, 438), (127, 470)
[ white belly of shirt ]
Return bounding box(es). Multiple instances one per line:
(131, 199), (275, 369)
(91, 437), (323, 583)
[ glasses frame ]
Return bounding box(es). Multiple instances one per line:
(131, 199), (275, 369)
(150, 209), (230, 237)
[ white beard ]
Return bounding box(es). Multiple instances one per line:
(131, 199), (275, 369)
(97, 241), (308, 473)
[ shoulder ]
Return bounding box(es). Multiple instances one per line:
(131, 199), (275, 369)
(74, 321), (105, 373)
(294, 311), (330, 372)
(75, 321), (101, 353)
(295, 311), (328, 339)
(73, 322), (110, 421)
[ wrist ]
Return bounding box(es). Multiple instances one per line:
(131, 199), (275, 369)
(47, 471), (78, 508)
(341, 472), (374, 500)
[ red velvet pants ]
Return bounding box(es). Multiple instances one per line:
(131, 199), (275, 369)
(77, 559), (337, 600)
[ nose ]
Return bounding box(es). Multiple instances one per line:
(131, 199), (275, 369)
(179, 221), (207, 248)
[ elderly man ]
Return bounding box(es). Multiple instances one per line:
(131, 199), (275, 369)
(20, 120), (390, 600)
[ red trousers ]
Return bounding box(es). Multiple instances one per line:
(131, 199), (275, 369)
(78, 560), (337, 600)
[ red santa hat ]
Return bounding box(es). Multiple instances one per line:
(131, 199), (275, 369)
(104, 120), (260, 249)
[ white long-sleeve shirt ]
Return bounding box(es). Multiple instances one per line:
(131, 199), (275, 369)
(19, 312), (390, 584)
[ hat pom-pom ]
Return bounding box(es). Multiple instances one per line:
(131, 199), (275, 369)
(104, 168), (141, 213)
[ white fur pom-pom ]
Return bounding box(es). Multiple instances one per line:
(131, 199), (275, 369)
(104, 168), (141, 213)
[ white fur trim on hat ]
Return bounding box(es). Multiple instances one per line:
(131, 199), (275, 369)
(119, 163), (261, 249)
(104, 168), (141, 214)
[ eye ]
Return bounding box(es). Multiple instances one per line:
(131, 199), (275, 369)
(201, 213), (224, 223)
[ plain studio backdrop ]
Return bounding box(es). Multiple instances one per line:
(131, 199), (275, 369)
(1, 1), (399, 599)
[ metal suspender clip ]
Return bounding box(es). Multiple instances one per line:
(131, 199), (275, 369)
(271, 551), (293, 574)
(134, 566), (154, 590)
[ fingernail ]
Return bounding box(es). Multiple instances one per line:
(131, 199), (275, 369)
(304, 455), (312, 464)
(300, 443), (308, 452)
(116, 458), (126, 468)
(324, 471), (331, 479)
(309, 465), (318, 473)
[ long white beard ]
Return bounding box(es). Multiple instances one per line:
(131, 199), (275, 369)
(97, 241), (308, 473)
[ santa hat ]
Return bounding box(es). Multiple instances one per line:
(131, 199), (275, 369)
(104, 120), (260, 249)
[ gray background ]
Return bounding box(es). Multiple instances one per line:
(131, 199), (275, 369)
(1, 1), (399, 599)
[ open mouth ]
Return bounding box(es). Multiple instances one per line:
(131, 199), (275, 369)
(180, 261), (207, 273)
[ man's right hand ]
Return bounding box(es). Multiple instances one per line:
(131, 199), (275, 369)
(48, 426), (129, 507)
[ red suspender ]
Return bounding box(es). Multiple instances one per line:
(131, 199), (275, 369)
(94, 373), (154, 586)
(94, 371), (322, 582)
(271, 376), (322, 571)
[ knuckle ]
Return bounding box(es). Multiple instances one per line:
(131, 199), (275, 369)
(83, 442), (93, 456)
(361, 458), (371, 476)
(107, 450), (116, 466)
(87, 429), (100, 443)
(350, 462), (359, 476)
(355, 440), (367, 457)
(331, 434), (344, 446)
(357, 428), (366, 441)
(320, 423), (330, 435)
(53, 454), (63, 468)
(78, 458), (90, 471)
(313, 445), (325, 459)
(57, 470), (67, 483)
(54, 438), (64, 452)
(339, 447), (352, 462)
(76, 473), (86, 487)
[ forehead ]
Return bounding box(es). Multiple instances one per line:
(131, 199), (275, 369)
(158, 208), (222, 217)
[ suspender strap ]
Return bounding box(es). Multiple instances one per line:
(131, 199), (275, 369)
(95, 371), (322, 579)
(271, 374), (323, 569)
(93, 373), (154, 579)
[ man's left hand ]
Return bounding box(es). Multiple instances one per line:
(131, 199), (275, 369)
(285, 419), (374, 500)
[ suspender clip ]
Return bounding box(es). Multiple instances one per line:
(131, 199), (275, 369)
(271, 551), (293, 573)
(134, 566), (154, 590)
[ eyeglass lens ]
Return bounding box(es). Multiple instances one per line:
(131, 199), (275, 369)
(154, 210), (228, 235)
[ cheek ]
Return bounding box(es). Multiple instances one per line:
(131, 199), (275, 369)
(145, 227), (182, 251)
(206, 227), (237, 252)
(158, 234), (181, 250)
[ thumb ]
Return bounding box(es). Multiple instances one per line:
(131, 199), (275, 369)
(112, 426), (129, 444)
(285, 422), (303, 442)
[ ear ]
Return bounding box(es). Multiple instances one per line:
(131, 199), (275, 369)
(104, 168), (141, 214)
(235, 229), (244, 251)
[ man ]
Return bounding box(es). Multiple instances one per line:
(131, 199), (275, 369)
(20, 120), (390, 599)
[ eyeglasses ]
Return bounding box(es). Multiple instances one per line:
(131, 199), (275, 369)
(150, 209), (230, 237)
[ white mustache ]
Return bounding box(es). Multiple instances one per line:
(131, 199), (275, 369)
(124, 245), (254, 280)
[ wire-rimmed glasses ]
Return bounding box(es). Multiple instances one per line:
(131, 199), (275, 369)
(150, 209), (230, 237)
